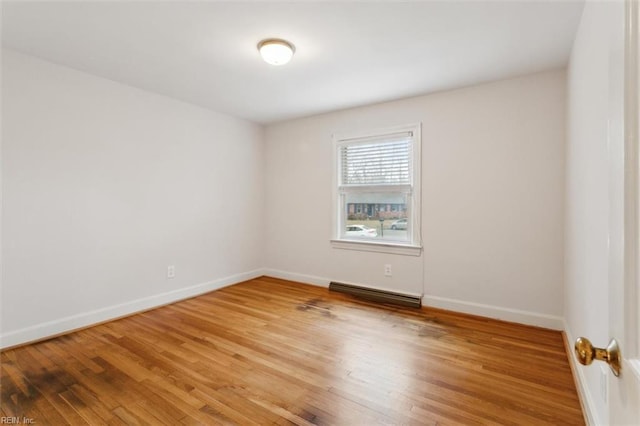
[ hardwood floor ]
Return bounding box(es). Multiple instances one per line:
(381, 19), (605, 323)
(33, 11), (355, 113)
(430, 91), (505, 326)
(1, 277), (584, 425)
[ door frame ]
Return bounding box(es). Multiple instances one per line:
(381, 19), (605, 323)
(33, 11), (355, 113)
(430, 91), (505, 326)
(622, 0), (640, 380)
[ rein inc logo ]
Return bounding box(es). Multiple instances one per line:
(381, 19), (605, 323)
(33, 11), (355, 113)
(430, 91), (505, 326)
(1, 418), (35, 424)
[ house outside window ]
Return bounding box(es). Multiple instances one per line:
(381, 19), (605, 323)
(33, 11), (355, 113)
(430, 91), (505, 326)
(332, 124), (422, 256)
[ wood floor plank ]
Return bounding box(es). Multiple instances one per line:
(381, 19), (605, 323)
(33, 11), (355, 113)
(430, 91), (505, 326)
(1, 277), (584, 425)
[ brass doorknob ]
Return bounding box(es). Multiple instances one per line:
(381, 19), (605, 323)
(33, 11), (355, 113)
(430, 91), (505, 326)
(574, 337), (621, 376)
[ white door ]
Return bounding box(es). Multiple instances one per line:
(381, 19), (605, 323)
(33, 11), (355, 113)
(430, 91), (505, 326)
(608, 1), (640, 424)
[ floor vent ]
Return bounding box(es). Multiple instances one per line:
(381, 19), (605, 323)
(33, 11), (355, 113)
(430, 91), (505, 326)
(329, 282), (422, 308)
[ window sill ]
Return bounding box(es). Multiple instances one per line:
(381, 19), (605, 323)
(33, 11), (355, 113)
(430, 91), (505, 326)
(330, 239), (422, 256)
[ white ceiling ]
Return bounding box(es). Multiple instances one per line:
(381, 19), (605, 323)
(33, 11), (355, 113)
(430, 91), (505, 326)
(1, 1), (584, 124)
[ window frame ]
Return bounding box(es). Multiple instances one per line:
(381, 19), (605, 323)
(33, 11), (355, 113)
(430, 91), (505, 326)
(331, 123), (422, 256)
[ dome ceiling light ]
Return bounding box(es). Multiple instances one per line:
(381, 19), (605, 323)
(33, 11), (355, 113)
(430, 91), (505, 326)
(257, 38), (295, 66)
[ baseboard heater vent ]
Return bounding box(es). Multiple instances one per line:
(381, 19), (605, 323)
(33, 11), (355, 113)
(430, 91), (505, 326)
(329, 282), (422, 308)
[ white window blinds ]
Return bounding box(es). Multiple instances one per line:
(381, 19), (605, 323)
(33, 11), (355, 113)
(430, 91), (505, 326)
(340, 134), (412, 186)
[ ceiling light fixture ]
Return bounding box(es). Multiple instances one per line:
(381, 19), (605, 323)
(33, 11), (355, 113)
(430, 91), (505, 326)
(257, 38), (295, 66)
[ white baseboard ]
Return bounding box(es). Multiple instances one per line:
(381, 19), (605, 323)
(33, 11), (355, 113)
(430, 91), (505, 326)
(0, 269), (264, 350)
(421, 294), (564, 330)
(563, 321), (599, 426)
(263, 269), (561, 329)
(262, 268), (330, 287)
(261, 269), (423, 299)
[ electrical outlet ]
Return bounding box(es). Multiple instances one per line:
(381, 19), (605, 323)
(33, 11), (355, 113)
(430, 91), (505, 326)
(167, 265), (175, 279)
(384, 264), (392, 277)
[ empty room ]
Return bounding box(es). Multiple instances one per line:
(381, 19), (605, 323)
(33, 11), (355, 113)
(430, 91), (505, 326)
(2, 1), (640, 424)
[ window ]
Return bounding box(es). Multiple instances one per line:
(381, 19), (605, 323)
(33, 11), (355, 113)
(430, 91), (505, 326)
(332, 124), (421, 255)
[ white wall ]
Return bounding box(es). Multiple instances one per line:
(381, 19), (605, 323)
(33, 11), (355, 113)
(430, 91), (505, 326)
(1, 49), (265, 347)
(1, 48), (568, 346)
(565, 2), (623, 424)
(264, 70), (566, 328)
